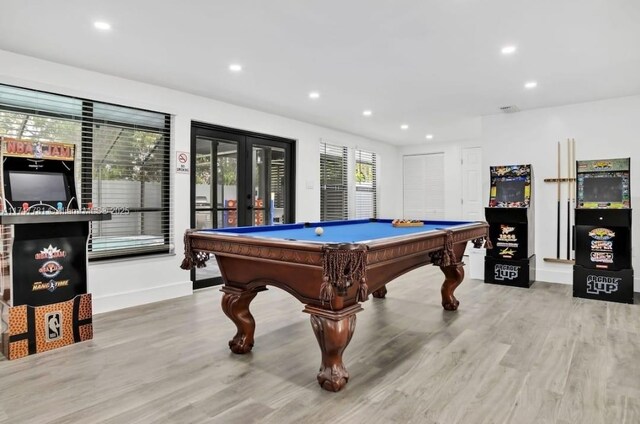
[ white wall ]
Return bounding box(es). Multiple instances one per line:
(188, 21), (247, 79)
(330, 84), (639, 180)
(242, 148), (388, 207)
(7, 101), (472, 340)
(0, 50), (402, 313)
(482, 95), (640, 290)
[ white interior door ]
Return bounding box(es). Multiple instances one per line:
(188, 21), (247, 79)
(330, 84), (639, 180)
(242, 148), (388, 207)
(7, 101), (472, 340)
(461, 147), (483, 220)
(403, 153), (444, 220)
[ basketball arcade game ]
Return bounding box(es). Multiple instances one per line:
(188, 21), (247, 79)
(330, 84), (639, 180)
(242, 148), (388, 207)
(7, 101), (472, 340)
(484, 164), (536, 287)
(573, 158), (633, 303)
(0, 138), (110, 359)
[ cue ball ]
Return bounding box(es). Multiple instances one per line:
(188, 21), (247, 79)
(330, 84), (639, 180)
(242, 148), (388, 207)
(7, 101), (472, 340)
(315, 227), (324, 236)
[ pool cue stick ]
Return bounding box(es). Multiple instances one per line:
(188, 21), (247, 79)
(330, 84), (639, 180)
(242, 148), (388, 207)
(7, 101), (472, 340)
(570, 138), (576, 255)
(556, 141), (561, 259)
(566, 139), (571, 260)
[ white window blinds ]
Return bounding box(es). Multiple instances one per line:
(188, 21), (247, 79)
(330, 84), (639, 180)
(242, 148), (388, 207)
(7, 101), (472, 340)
(355, 149), (377, 219)
(320, 142), (348, 221)
(0, 84), (172, 259)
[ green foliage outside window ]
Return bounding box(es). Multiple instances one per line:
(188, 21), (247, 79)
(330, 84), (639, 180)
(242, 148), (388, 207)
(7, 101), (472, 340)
(355, 161), (373, 184)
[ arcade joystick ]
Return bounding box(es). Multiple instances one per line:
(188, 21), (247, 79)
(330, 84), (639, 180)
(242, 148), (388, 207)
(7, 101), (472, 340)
(57, 202), (64, 212)
(22, 202), (29, 213)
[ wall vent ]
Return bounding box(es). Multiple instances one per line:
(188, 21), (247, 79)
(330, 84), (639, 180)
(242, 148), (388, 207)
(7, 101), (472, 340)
(499, 105), (520, 113)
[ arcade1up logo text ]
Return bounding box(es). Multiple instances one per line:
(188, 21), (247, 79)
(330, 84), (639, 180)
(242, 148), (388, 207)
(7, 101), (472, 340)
(2, 138), (75, 160)
(589, 228), (615, 269)
(494, 264), (520, 281)
(586, 275), (621, 295)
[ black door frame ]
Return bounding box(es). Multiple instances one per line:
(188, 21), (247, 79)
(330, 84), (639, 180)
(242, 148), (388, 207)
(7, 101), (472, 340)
(190, 121), (296, 289)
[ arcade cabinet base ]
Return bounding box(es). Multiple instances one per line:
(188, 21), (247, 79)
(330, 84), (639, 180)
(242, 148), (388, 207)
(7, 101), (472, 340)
(1, 293), (93, 360)
(484, 255), (536, 288)
(573, 266), (634, 304)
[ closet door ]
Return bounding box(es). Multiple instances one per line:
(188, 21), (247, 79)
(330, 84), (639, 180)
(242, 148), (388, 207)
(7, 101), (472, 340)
(403, 153), (444, 220)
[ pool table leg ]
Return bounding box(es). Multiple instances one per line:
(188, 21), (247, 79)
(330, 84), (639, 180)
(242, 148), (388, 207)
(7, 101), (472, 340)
(440, 262), (464, 311)
(372, 285), (387, 298)
(221, 286), (263, 354)
(304, 304), (363, 392)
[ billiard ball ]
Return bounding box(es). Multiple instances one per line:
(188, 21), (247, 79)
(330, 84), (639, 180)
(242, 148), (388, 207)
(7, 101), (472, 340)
(315, 227), (324, 236)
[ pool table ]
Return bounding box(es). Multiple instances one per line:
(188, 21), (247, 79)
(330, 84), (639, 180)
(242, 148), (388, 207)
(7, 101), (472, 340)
(181, 218), (489, 392)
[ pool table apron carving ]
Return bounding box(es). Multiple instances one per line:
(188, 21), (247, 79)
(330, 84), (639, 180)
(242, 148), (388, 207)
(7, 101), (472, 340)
(182, 221), (489, 392)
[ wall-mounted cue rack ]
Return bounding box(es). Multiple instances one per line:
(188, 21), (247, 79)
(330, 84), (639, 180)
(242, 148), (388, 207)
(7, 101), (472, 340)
(543, 139), (577, 264)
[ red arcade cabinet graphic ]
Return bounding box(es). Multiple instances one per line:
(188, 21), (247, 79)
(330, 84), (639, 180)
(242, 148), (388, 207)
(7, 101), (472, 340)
(484, 164), (536, 287)
(573, 158), (633, 304)
(0, 138), (110, 359)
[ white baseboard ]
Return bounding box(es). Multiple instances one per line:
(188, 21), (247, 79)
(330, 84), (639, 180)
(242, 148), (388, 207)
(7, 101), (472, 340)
(535, 269), (573, 285)
(93, 280), (193, 315)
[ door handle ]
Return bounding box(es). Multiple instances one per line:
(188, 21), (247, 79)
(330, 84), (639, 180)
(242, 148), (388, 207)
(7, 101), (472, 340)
(247, 205), (253, 210)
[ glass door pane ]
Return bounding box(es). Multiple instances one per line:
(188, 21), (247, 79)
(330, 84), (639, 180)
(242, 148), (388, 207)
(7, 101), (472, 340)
(249, 144), (288, 225)
(194, 136), (238, 283)
(194, 138), (213, 230)
(216, 141), (239, 228)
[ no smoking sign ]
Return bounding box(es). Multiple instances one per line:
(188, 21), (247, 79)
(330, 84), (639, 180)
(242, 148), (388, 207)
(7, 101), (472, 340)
(176, 151), (190, 174)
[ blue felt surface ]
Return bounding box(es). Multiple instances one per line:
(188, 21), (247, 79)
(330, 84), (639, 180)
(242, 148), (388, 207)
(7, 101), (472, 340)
(200, 219), (474, 243)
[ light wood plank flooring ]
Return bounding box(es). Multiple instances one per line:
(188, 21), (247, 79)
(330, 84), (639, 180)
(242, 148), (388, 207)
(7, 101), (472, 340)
(1, 264), (639, 424)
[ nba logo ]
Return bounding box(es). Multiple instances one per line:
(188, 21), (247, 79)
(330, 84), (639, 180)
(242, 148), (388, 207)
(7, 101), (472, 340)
(46, 312), (62, 342)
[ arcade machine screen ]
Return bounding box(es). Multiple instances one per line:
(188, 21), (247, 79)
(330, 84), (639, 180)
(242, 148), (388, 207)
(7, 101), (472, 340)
(495, 179), (526, 204)
(7, 171), (70, 204)
(581, 176), (623, 203)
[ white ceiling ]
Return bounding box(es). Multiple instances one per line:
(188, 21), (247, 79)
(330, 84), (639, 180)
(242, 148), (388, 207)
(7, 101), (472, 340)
(1, 0), (639, 145)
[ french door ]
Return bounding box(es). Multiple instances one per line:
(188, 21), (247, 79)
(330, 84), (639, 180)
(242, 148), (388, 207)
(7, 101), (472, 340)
(190, 123), (295, 288)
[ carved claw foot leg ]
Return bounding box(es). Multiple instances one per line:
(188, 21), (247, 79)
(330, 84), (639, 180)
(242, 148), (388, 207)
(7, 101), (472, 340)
(221, 286), (261, 354)
(440, 262), (464, 311)
(304, 304), (363, 392)
(372, 285), (387, 298)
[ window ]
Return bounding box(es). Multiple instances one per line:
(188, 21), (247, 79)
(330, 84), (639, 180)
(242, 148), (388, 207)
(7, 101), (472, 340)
(355, 149), (377, 218)
(0, 84), (172, 259)
(320, 142), (348, 221)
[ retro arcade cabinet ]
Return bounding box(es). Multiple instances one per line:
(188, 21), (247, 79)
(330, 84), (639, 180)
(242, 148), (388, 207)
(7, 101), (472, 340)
(484, 164), (536, 287)
(573, 158), (633, 303)
(0, 138), (110, 359)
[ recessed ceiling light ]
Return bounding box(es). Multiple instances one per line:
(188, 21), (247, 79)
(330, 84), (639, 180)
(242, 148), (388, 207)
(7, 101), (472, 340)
(362, 110), (372, 117)
(425, 134), (434, 140)
(94, 21), (111, 31)
(524, 81), (538, 89)
(309, 91), (320, 99)
(501, 45), (517, 55)
(229, 64), (242, 72)
(401, 124), (409, 130)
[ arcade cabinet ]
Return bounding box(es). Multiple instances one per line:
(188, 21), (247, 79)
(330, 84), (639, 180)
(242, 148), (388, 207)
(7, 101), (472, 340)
(573, 158), (633, 303)
(484, 164), (536, 287)
(0, 138), (110, 359)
